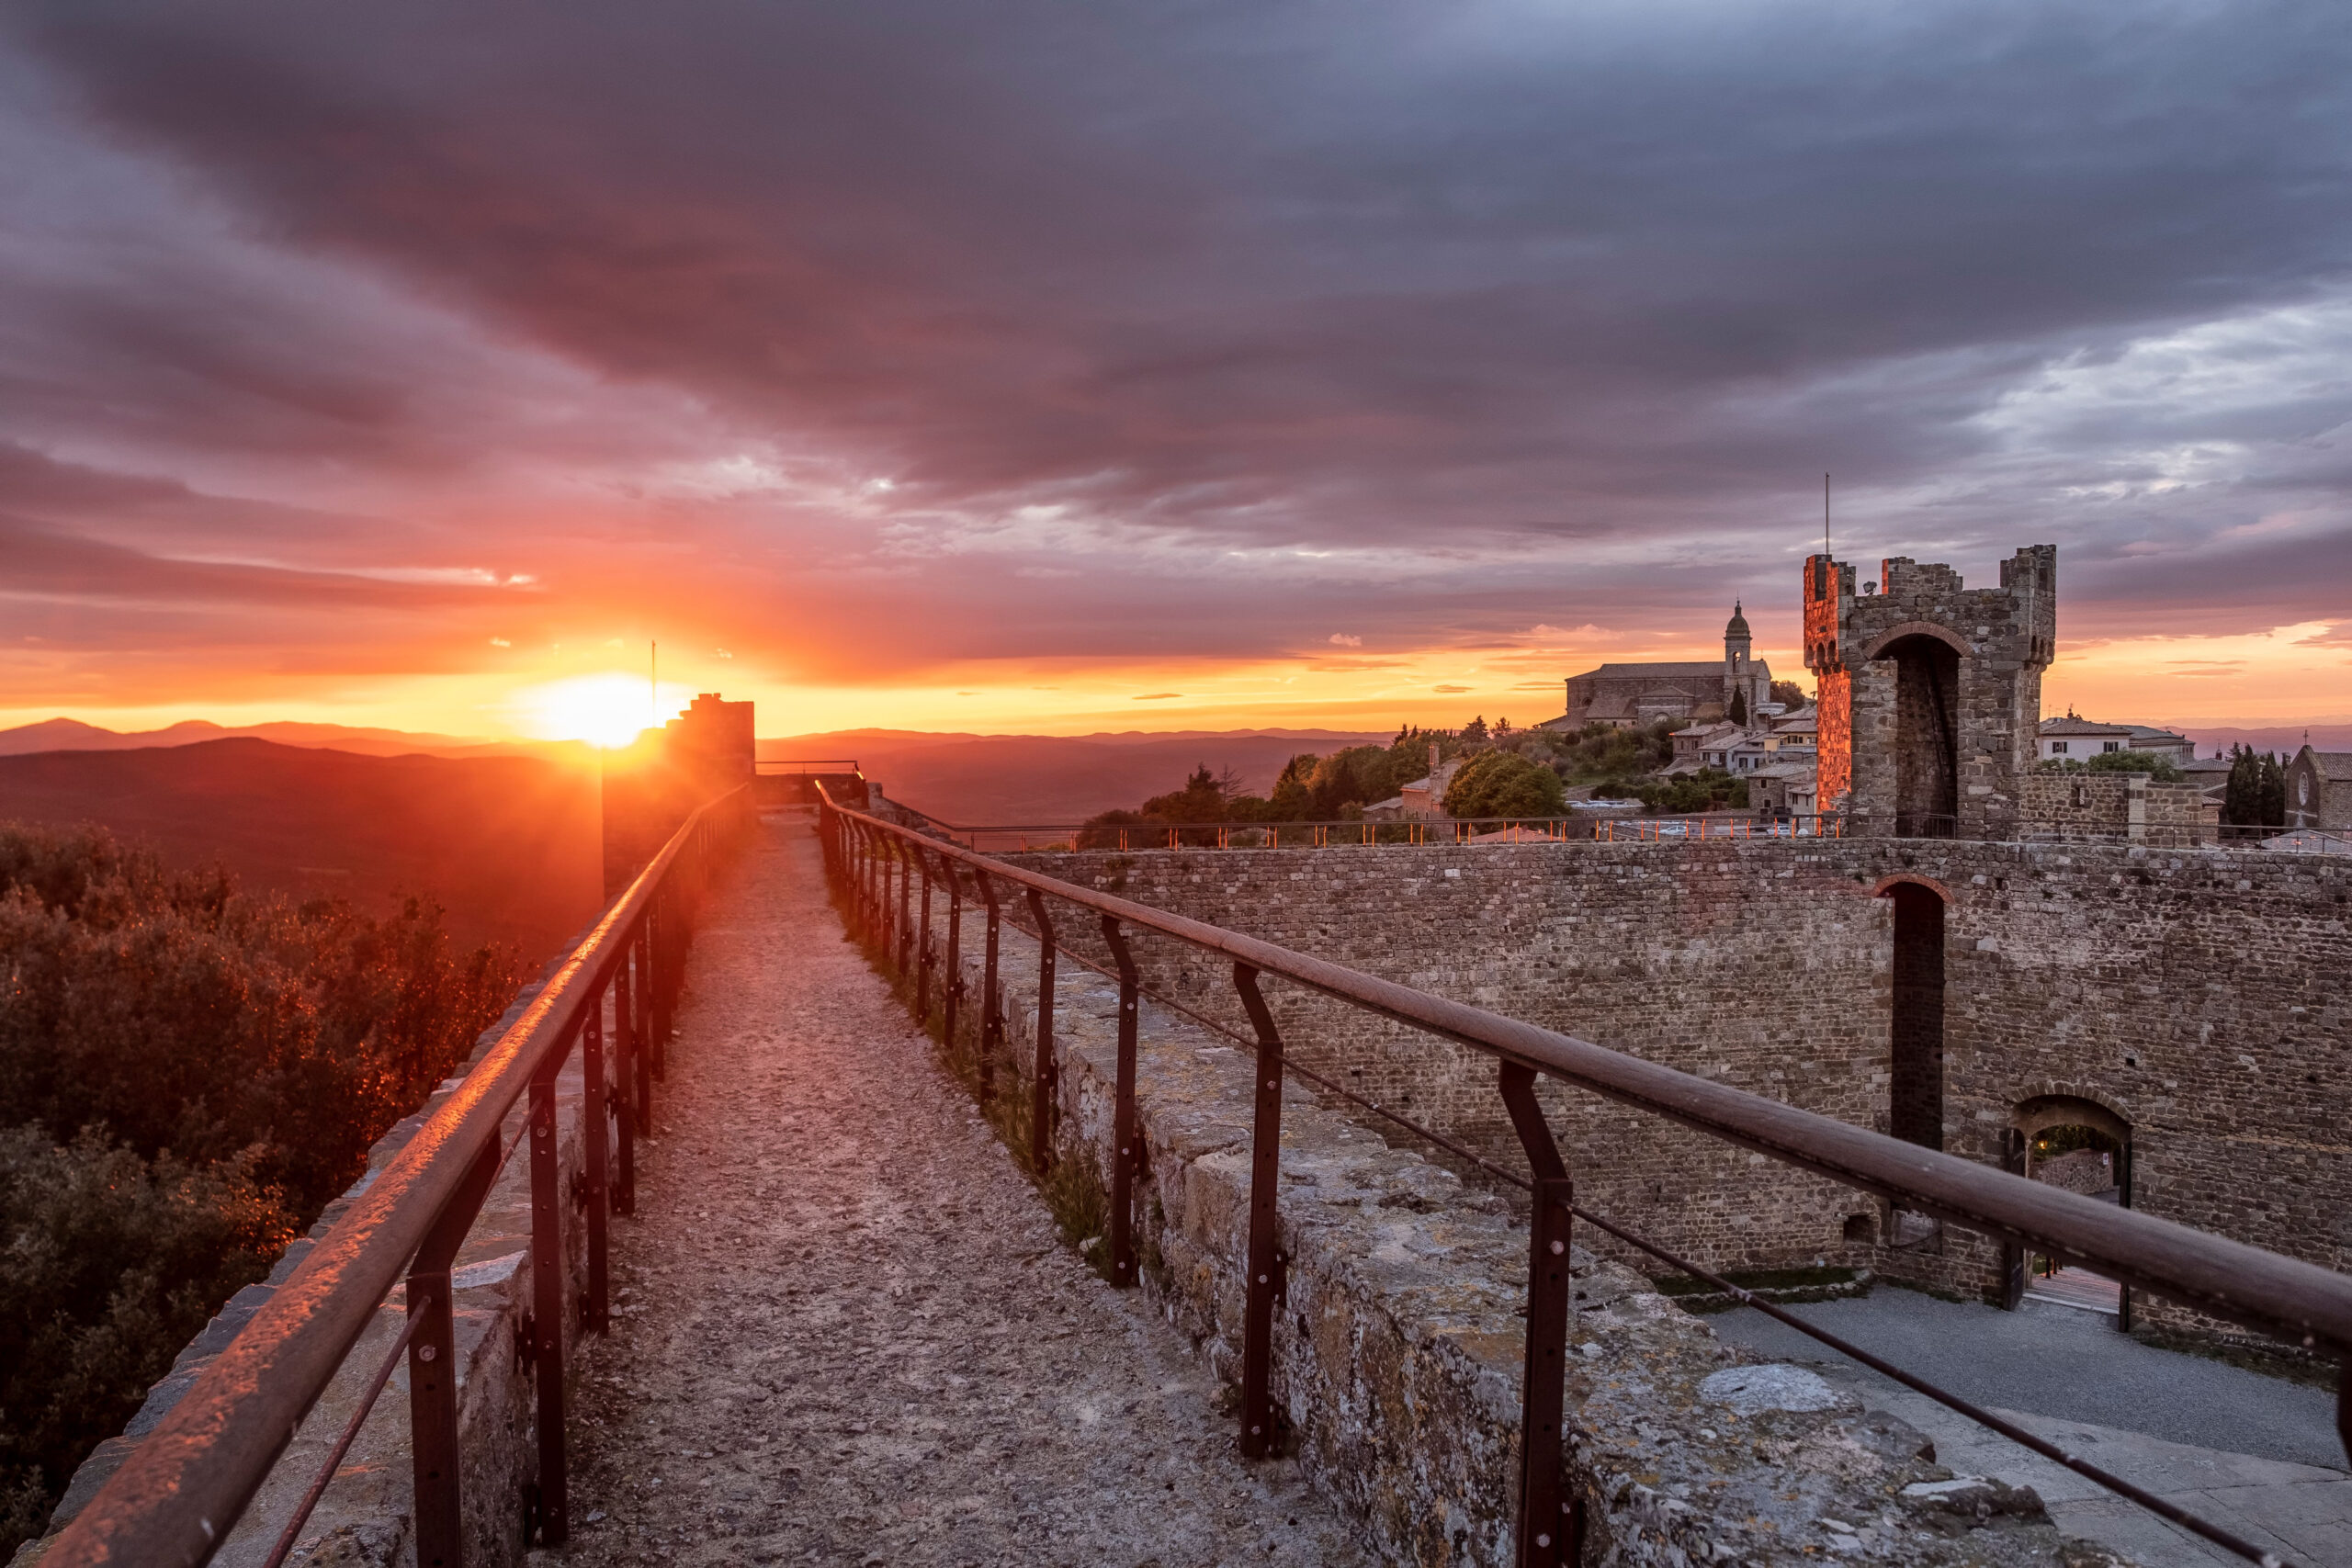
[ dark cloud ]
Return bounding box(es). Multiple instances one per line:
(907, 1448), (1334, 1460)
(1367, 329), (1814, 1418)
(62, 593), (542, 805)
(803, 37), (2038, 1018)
(5, 0), (2352, 695)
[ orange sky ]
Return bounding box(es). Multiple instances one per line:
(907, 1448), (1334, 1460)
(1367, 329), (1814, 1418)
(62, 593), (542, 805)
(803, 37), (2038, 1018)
(9, 608), (2344, 745)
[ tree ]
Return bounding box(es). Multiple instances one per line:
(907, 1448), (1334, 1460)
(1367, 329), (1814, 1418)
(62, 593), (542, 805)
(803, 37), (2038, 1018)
(2222, 744), (2257, 825)
(0, 824), (514, 1557)
(2222, 745), (2284, 827)
(0, 1130), (297, 1552)
(1459, 715), (1489, 747)
(1728, 687), (1749, 726)
(1769, 679), (1809, 710)
(1442, 750), (1567, 819)
(2257, 750), (2287, 827)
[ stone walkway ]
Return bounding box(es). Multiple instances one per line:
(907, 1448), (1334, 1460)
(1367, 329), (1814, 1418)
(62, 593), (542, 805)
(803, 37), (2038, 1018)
(1714, 1292), (2352, 1566)
(541, 815), (1369, 1567)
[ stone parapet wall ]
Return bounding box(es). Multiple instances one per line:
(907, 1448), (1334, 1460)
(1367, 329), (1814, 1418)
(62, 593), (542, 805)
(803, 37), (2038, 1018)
(927, 908), (2127, 1566)
(999, 838), (2350, 1336)
(2018, 773), (2204, 846)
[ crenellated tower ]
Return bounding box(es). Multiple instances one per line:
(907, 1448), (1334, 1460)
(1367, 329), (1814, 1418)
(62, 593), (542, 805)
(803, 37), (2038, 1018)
(1804, 546), (2055, 837)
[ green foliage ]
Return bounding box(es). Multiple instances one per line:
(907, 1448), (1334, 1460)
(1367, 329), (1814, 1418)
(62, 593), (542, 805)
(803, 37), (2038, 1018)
(1768, 679), (1810, 711)
(0, 1129), (299, 1549)
(2222, 744), (2286, 827)
(1546, 718), (1677, 783)
(2038, 750), (2185, 783)
(1442, 750), (1567, 818)
(1600, 768), (1749, 815)
(2085, 749), (2183, 782)
(0, 822), (519, 1552)
(1728, 687), (1748, 726)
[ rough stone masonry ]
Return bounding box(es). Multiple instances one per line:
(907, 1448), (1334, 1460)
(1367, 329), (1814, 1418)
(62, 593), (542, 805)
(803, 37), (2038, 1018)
(1003, 836), (2350, 1337)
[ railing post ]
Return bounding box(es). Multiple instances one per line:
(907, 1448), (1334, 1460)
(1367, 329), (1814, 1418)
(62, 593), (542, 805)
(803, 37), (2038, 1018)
(406, 1140), (500, 1568)
(582, 996), (610, 1335)
(1102, 915), (1140, 1288)
(1232, 964), (1285, 1459)
(634, 924), (658, 1105)
(1024, 887), (1057, 1174)
(1498, 1062), (1577, 1568)
(526, 1052), (570, 1544)
(944, 863), (963, 1052)
(614, 955), (637, 1213)
(914, 846), (935, 1026)
(978, 869), (1003, 1101)
(897, 839), (914, 976)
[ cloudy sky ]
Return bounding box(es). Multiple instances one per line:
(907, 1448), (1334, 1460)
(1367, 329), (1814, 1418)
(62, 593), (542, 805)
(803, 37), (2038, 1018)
(4, 0), (2349, 739)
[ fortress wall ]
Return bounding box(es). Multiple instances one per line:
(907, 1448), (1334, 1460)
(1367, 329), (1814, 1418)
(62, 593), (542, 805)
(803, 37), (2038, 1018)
(1003, 840), (2352, 1325)
(933, 914), (2083, 1568)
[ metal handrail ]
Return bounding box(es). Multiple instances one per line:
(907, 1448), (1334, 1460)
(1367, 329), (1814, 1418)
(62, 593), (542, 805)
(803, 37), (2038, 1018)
(43, 784), (752, 1568)
(820, 792), (2352, 1396)
(825, 786), (2351, 1565)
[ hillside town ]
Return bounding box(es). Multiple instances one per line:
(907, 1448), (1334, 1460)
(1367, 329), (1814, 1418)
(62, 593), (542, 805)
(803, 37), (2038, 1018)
(1087, 575), (2351, 846)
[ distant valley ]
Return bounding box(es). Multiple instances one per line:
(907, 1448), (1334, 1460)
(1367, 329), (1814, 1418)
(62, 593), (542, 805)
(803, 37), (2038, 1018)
(0, 739), (601, 955)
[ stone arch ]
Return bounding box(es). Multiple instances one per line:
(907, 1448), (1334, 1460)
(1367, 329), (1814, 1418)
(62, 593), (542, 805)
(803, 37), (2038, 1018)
(1870, 872), (1951, 902)
(1860, 621), (1973, 662)
(1874, 879), (1945, 1148)
(2012, 1093), (2131, 1149)
(2001, 1092), (2134, 1322)
(1871, 630), (1962, 835)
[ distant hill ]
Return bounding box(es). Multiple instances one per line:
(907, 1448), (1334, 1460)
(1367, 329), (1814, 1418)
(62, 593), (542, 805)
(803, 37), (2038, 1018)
(0, 739), (601, 956)
(763, 728), (1392, 823)
(0, 716), (588, 764)
(2176, 724), (2352, 758)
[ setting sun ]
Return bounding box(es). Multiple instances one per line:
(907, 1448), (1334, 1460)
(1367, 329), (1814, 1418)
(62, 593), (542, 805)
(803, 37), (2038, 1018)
(522, 672), (669, 749)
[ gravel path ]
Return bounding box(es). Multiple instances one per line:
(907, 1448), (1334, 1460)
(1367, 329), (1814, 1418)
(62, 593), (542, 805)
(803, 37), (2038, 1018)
(546, 815), (1371, 1568)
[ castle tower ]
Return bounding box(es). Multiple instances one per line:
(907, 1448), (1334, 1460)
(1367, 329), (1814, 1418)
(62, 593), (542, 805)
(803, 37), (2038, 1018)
(1804, 546), (2054, 837)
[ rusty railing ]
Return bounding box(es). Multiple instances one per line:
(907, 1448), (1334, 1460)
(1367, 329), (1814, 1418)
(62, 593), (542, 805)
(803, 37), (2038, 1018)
(821, 787), (2352, 1568)
(42, 786), (755, 1568)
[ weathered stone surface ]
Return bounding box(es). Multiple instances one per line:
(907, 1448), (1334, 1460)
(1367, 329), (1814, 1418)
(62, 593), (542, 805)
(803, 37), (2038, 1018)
(999, 837), (2349, 1338)
(928, 880), (2138, 1564)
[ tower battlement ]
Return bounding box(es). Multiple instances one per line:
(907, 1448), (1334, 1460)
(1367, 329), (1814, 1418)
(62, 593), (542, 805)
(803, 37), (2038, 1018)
(1805, 546), (2054, 836)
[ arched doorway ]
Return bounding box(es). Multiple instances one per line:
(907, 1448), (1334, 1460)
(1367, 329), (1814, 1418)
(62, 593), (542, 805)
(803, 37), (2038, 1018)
(2003, 1096), (2133, 1326)
(1881, 632), (1960, 837)
(1876, 878), (1946, 1150)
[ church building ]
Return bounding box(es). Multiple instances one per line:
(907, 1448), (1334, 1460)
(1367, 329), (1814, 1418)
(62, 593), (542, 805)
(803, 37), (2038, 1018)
(1544, 605), (1773, 729)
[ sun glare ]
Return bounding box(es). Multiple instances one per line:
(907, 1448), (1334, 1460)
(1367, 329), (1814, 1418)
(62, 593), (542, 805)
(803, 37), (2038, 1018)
(525, 672), (662, 748)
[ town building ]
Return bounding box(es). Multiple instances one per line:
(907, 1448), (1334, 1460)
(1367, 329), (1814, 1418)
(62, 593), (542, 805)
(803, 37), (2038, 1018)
(1367, 756), (1464, 822)
(1545, 604), (1772, 729)
(2287, 745), (2352, 830)
(2036, 714), (2193, 763)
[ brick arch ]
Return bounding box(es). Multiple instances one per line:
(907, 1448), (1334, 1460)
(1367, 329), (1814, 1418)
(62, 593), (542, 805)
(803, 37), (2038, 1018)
(1870, 872), (1951, 902)
(2011, 1090), (2132, 1145)
(1860, 621), (1972, 662)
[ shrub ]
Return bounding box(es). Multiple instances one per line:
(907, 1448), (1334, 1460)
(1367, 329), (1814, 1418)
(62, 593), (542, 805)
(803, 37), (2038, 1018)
(0, 823), (520, 1552)
(0, 1128), (299, 1552)
(1442, 750), (1568, 818)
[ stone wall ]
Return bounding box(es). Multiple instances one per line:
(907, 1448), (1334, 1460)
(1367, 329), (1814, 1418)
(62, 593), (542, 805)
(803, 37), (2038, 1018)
(2018, 773), (2205, 847)
(925, 910), (2121, 1567)
(999, 838), (2351, 1337)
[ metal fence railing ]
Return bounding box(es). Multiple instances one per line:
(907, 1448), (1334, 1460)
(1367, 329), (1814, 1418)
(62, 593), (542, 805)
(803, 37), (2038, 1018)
(821, 787), (2352, 1568)
(42, 787), (755, 1568)
(866, 804), (1849, 853)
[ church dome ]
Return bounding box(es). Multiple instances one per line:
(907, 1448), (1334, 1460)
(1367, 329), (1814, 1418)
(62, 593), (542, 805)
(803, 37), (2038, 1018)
(1724, 601), (1751, 638)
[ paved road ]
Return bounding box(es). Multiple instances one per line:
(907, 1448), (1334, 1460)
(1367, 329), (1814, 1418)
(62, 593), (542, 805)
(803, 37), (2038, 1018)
(542, 815), (1367, 1567)
(1713, 1292), (2351, 1566)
